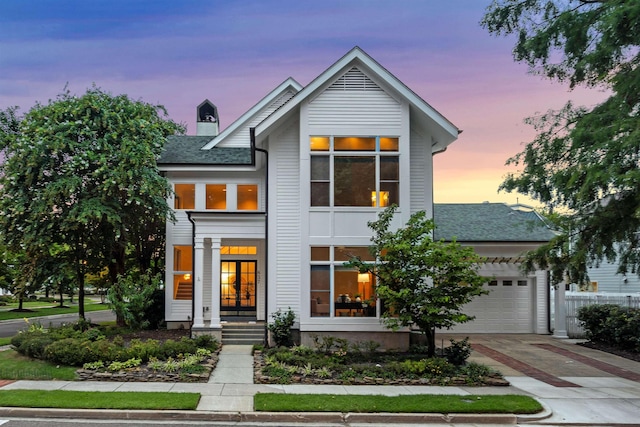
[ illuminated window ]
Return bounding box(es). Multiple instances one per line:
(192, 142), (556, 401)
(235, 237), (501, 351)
(173, 246), (193, 300)
(221, 246), (257, 255)
(174, 184), (195, 209)
(237, 185), (258, 210)
(206, 184), (226, 210)
(310, 246), (376, 318)
(310, 136), (399, 207)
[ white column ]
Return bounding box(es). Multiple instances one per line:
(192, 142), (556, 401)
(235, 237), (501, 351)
(210, 237), (222, 328)
(192, 236), (205, 328)
(553, 281), (569, 338)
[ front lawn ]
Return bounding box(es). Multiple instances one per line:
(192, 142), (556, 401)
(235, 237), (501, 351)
(254, 393), (543, 414)
(0, 390), (199, 410)
(0, 349), (77, 380)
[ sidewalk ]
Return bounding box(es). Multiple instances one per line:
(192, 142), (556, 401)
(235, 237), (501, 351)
(1, 337), (640, 424)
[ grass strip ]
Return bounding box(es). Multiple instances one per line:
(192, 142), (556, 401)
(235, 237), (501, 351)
(0, 390), (199, 410)
(0, 302), (110, 321)
(0, 350), (77, 380)
(254, 393), (542, 414)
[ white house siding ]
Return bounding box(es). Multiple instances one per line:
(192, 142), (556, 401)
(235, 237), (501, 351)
(586, 260), (640, 293)
(409, 127), (430, 215)
(307, 68), (402, 134)
(217, 90), (297, 148)
(270, 119), (302, 314)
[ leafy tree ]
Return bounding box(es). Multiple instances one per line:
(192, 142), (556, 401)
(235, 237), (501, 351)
(347, 206), (488, 357)
(482, 1), (640, 283)
(0, 87), (184, 318)
(107, 271), (163, 330)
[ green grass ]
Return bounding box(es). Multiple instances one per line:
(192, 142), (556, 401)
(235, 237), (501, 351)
(0, 302), (110, 321)
(0, 337), (11, 346)
(254, 393), (543, 414)
(0, 390), (199, 410)
(0, 349), (77, 380)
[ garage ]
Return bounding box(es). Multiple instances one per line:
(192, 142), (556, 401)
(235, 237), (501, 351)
(445, 277), (534, 334)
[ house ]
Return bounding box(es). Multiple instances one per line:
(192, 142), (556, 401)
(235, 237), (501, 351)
(433, 203), (556, 334)
(158, 47), (554, 348)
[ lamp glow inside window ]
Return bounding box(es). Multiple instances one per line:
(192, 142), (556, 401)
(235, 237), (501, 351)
(310, 136), (398, 207)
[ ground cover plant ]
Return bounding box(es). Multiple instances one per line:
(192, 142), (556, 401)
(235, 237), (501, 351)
(254, 393), (542, 414)
(254, 336), (506, 386)
(0, 390), (199, 410)
(9, 320), (219, 381)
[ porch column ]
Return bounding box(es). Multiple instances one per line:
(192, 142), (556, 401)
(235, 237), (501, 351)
(209, 237), (222, 328)
(553, 281), (569, 339)
(192, 236), (205, 328)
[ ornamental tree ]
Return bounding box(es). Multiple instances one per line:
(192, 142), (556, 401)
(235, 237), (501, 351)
(347, 206), (488, 357)
(0, 87), (184, 318)
(482, 1), (640, 282)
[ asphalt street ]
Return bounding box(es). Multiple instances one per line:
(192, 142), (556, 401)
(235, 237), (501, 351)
(0, 310), (116, 338)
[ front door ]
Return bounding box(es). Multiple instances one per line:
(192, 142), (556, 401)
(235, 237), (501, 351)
(220, 261), (257, 318)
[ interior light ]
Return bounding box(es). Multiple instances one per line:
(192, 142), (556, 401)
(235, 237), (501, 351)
(183, 273), (191, 281)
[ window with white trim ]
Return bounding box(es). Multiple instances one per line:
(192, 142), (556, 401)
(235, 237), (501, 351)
(310, 136), (399, 207)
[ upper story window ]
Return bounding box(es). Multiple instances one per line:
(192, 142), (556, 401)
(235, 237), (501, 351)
(174, 184), (195, 209)
(206, 184), (227, 210)
(310, 136), (399, 207)
(237, 184), (258, 210)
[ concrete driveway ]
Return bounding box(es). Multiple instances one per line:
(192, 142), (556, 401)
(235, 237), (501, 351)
(441, 333), (640, 425)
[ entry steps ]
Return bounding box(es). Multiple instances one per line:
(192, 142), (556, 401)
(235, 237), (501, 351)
(221, 322), (266, 345)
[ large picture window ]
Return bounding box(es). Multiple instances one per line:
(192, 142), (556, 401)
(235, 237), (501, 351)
(310, 136), (399, 207)
(310, 246), (377, 318)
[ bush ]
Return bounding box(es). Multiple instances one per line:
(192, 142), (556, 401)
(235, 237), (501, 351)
(444, 337), (471, 366)
(18, 335), (56, 359)
(268, 308), (296, 347)
(578, 304), (640, 352)
(43, 338), (93, 366)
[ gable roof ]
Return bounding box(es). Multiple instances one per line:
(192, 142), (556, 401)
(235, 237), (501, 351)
(158, 135), (252, 165)
(433, 203), (556, 242)
(201, 78), (302, 149)
(254, 46), (459, 151)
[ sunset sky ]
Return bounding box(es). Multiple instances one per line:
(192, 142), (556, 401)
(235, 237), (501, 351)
(0, 0), (607, 206)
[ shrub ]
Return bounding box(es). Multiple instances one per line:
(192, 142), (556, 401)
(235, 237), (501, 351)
(18, 335), (56, 359)
(268, 308), (296, 347)
(578, 304), (640, 351)
(43, 338), (93, 366)
(444, 337), (471, 366)
(127, 339), (161, 362)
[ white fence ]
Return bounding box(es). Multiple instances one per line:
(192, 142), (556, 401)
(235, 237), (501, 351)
(565, 292), (640, 338)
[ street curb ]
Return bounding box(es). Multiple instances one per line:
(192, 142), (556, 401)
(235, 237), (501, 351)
(0, 407), (521, 424)
(516, 398), (553, 423)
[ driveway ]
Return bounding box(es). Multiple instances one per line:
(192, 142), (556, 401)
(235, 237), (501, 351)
(441, 333), (640, 424)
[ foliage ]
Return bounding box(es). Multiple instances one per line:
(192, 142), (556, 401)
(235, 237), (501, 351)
(482, 1), (640, 282)
(0, 87), (183, 318)
(107, 271), (163, 330)
(346, 206), (488, 357)
(577, 304), (640, 352)
(444, 337), (472, 366)
(258, 343), (504, 386)
(268, 308), (296, 347)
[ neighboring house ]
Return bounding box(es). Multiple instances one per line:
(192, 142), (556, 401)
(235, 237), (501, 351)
(158, 47), (554, 347)
(582, 258), (640, 294)
(434, 203), (556, 334)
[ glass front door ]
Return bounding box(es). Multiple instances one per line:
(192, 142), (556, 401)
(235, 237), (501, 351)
(221, 261), (257, 318)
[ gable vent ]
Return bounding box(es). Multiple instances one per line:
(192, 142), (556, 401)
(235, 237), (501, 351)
(328, 67), (382, 91)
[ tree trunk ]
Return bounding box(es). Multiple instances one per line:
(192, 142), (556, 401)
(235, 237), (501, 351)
(425, 327), (436, 357)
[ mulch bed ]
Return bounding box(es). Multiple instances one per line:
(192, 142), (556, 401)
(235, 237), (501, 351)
(578, 341), (640, 363)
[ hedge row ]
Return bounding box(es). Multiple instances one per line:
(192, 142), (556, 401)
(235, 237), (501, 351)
(11, 327), (218, 367)
(577, 304), (640, 352)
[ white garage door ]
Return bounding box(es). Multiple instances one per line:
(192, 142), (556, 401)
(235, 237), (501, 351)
(446, 277), (533, 333)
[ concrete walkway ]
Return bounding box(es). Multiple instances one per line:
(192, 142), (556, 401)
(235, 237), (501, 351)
(1, 335), (640, 424)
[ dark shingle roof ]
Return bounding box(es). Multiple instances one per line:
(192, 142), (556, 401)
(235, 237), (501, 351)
(158, 135), (253, 165)
(433, 203), (556, 242)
